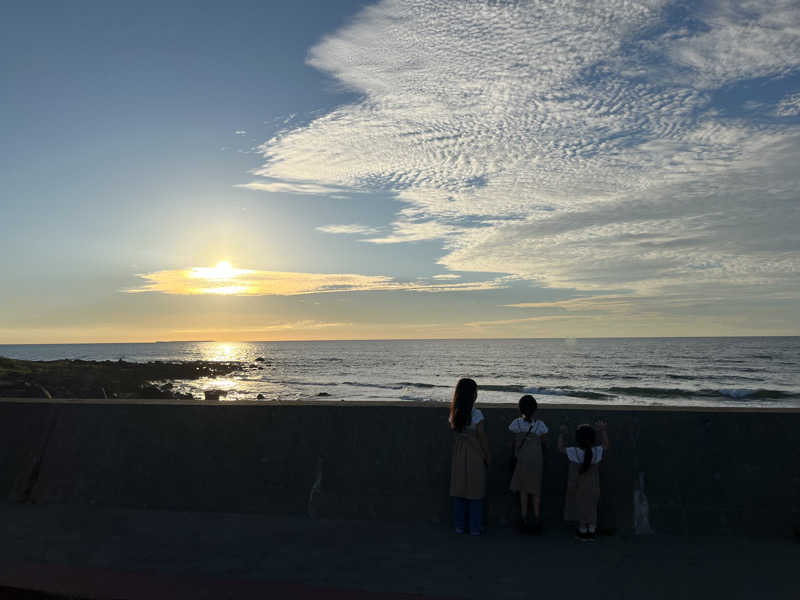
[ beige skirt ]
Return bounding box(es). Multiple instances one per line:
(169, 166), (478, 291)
(564, 462), (600, 524)
(509, 433), (543, 495)
(450, 429), (487, 500)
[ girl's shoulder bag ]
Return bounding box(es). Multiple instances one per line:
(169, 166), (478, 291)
(509, 421), (534, 473)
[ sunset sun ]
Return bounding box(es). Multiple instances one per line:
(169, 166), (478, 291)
(210, 261), (234, 278)
(176, 261), (253, 295)
(190, 261), (242, 281)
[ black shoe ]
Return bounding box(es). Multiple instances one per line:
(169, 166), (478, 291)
(586, 530), (597, 542)
(574, 529), (589, 541)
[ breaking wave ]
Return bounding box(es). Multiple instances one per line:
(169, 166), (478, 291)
(604, 386), (798, 400)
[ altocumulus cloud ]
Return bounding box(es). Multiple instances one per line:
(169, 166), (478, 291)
(243, 0), (800, 310)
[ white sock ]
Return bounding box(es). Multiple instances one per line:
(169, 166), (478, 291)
(588, 524), (596, 533)
(579, 524), (588, 533)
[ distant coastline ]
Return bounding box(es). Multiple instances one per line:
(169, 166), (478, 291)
(154, 340), (215, 343)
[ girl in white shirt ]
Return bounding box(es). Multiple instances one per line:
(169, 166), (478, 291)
(508, 394), (548, 532)
(558, 420), (610, 541)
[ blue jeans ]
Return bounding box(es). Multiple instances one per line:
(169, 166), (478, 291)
(452, 497), (484, 534)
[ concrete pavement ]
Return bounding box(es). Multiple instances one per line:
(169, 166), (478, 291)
(0, 504), (798, 599)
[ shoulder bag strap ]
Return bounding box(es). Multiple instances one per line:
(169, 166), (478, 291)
(516, 421), (535, 454)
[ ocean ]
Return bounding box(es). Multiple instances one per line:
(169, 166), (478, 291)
(1, 337), (798, 407)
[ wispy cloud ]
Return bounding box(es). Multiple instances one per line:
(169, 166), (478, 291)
(126, 265), (510, 296)
(316, 224), (381, 235)
(236, 180), (342, 195)
(170, 320), (352, 333)
(504, 285), (800, 320)
(365, 220), (463, 244)
(432, 274), (461, 280)
(465, 315), (577, 328)
(242, 0), (800, 318)
(503, 294), (707, 317)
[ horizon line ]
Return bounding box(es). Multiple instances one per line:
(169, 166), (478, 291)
(1, 334), (799, 346)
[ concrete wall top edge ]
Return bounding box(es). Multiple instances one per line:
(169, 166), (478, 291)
(0, 397), (798, 413)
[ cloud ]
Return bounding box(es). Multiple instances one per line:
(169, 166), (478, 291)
(504, 285), (800, 320)
(365, 219), (464, 244)
(235, 130), (247, 135)
(236, 180), (342, 195)
(126, 265), (511, 296)
(659, 1), (800, 89)
(316, 223), (381, 235)
(465, 315), (577, 328)
(243, 0), (800, 316)
(776, 93), (800, 117)
(170, 320), (352, 333)
(503, 294), (708, 316)
(432, 274), (461, 280)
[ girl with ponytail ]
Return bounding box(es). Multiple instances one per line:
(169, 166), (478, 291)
(508, 394), (548, 533)
(558, 420), (609, 541)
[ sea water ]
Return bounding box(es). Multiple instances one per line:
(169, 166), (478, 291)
(1, 337), (798, 407)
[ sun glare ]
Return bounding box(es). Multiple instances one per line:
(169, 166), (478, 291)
(190, 261), (245, 281)
(211, 261), (234, 278)
(182, 261), (254, 295)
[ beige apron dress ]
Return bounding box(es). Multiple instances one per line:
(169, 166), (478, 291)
(564, 458), (601, 524)
(449, 427), (488, 500)
(509, 426), (543, 495)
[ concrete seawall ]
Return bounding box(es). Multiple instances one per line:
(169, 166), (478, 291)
(1, 399), (798, 537)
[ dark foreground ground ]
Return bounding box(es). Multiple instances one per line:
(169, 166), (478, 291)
(0, 504), (797, 600)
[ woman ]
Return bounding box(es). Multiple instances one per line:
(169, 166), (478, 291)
(449, 377), (490, 535)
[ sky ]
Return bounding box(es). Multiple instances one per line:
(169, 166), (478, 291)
(1, 0), (799, 343)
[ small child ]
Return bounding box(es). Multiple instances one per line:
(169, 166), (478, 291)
(508, 394), (548, 533)
(558, 420), (609, 541)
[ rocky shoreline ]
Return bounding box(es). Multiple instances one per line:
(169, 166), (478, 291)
(0, 356), (243, 400)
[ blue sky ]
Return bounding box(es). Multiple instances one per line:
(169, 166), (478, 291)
(2, 0), (799, 342)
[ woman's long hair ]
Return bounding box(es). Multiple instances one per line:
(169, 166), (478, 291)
(576, 424), (596, 474)
(449, 378), (478, 432)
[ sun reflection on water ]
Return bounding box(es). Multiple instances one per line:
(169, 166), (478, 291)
(191, 343), (258, 400)
(199, 342), (246, 362)
(201, 377), (238, 391)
